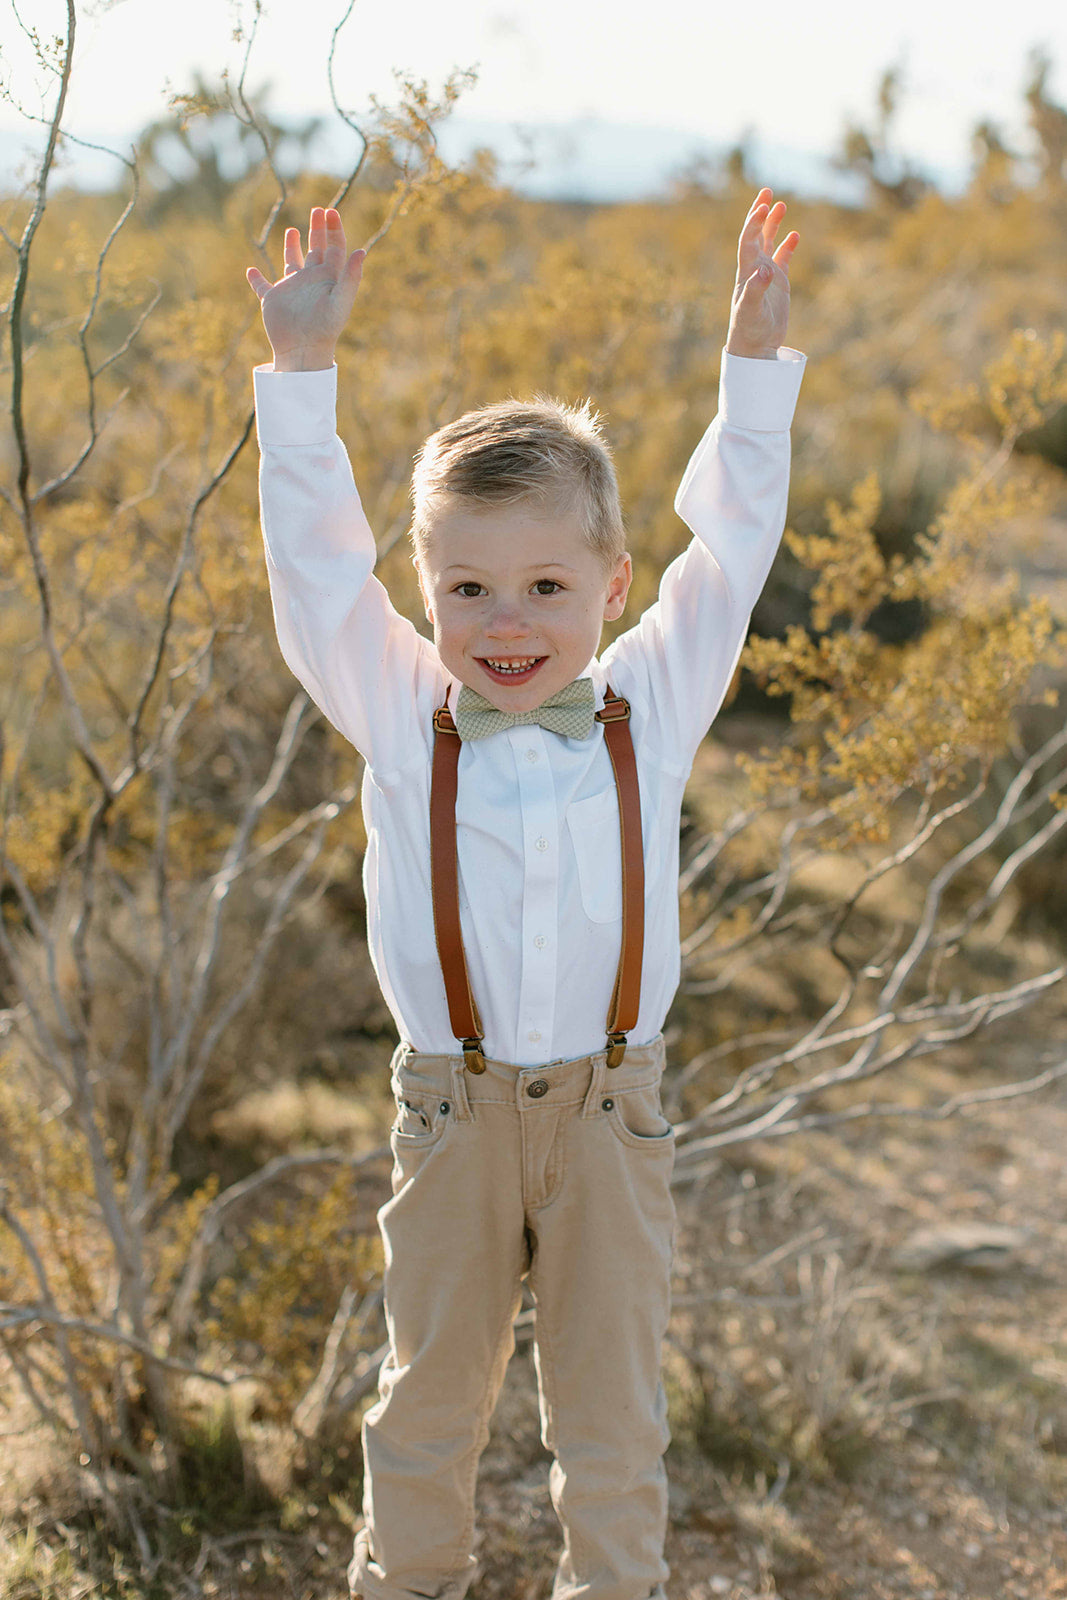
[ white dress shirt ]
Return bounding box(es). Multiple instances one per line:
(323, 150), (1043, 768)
(254, 348), (806, 1066)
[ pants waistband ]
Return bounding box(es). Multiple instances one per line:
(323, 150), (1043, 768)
(389, 1035), (666, 1121)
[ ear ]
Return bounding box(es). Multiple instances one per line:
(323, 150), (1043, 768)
(602, 552), (632, 622)
(413, 553), (435, 625)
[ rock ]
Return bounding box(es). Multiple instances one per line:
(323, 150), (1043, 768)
(890, 1222), (1030, 1273)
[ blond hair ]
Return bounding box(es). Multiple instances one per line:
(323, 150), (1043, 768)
(410, 396), (625, 567)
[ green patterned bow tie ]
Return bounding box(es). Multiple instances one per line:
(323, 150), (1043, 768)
(455, 677), (596, 740)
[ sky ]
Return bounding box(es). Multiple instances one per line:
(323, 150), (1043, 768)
(2, 0), (1065, 198)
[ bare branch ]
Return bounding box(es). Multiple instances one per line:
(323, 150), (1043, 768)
(0, 1327), (71, 1434)
(0, 1179), (121, 1519)
(230, 2), (289, 251)
(151, 691), (316, 1113)
(674, 1056), (1067, 1162)
(0, 1301), (253, 1386)
(681, 807), (834, 961)
(123, 409), (256, 771)
(163, 799), (344, 1150)
(325, 0), (371, 212)
(678, 964), (1065, 1146)
(5, 0), (113, 801)
(292, 1283), (383, 1439)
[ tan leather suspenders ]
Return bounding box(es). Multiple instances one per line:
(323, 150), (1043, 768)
(430, 685), (644, 1073)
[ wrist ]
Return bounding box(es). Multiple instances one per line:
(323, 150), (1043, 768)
(724, 339), (779, 361)
(270, 345), (337, 372)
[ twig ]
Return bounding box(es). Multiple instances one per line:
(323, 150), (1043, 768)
(674, 1056), (1067, 1158)
(0, 1301), (252, 1385)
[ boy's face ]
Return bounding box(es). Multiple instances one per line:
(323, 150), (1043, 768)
(415, 499), (632, 712)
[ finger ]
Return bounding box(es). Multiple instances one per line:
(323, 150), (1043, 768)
(732, 264), (772, 325)
(741, 262), (771, 298)
(324, 206), (348, 270)
(773, 230), (800, 271)
(343, 248), (367, 289)
(745, 186), (773, 218)
(283, 226), (304, 277)
(762, 199), (787, 253)
(739, 203), (770, 250)
(737, 202), (770, 274)
(306, 205), (328, 266)
(246, 266), (272, 301)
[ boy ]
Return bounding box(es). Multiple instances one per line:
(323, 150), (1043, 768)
(247, 188), (804, 1600)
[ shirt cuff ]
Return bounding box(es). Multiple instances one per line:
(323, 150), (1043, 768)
(253, 362), (339, 449)
(717, 346), (806, 432)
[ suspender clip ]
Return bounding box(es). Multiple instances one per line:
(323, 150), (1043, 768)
(605, 1033), (627, 1069)
(595, 696), (631, 724)
(462, 1038), (487, 1073)
(433, 706), (459, 735)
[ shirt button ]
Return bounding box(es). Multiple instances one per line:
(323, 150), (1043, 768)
(535, 836), (548, 852)
(525, 749), (538, 763)
(533, 935), (546, 950)
(527, 1029), (542, 1042)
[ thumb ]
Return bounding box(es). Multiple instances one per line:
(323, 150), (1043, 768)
(735, 262), (771, 307)
(344, 249), (367, 288)
(247, 266), (271, 301)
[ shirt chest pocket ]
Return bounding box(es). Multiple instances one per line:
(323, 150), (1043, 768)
(566, 789), (623, 924)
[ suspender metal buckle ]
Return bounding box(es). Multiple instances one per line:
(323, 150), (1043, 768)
(433, 706), (459, 735)
(462, 1038), (487, 1073)
(595, 696), (631, 723)
(606, 1033), (627, 1069)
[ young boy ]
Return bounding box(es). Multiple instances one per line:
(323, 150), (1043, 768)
(247, 189), (804, 1600)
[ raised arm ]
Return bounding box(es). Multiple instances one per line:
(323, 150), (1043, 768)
(248, 210), (441, 772)
(601, 189), (805, 772)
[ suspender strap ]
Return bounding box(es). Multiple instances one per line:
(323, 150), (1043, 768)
(596, 688), (645, 1067)
(430, 696), (486, 1071)
(429, 683), (644, 1073)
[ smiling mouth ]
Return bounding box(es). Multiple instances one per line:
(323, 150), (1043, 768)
(478, 656), (547, 683)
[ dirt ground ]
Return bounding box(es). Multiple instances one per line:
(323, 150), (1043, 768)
(467, 1060), (1067, 1600)
(3, 1050), (1065, 1600)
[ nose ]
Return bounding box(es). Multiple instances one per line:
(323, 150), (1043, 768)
(485, 599), (531, 640)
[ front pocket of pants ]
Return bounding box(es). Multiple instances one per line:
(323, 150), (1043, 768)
(390, 1086), (453, 1146)
(387, 1089), (456, 1196)
(602, 1081), (675, 1150)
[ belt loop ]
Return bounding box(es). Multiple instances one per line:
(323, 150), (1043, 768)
(389, 1040), (410, 1076)
(450, 1059), (473, 1122)
(581, 1054), (607, 1117)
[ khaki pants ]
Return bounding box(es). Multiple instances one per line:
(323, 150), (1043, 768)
(348, 1037), (676, 1600)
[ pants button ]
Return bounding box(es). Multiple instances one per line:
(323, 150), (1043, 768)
(526, 1079), (549, 1098)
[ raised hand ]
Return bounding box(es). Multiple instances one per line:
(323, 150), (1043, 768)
(246, 206), (366, 372)
(725, 187), (799, 360)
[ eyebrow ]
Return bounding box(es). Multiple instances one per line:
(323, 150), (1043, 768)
(440, 562), (579, 576)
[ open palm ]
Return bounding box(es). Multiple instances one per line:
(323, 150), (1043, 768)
(727, 187), (799, 359)
(247, 206), (365, 371)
